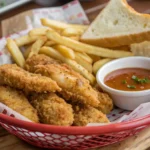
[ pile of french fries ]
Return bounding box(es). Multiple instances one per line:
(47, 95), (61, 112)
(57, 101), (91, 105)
(6, 18), (133, 84)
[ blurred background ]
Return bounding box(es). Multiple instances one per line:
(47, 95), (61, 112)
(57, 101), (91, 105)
(0, 0), (150, 37)
(0, 0), (96, 14)
(1, 0), (150, 15)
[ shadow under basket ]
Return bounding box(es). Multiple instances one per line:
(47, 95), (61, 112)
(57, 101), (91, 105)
(0, 113), (150, 150)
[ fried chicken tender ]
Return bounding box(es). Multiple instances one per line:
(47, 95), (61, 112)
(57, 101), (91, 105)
(25, 54), (61, 72)
(25, 55), (99, 106)
(30, 93), (74, 126)
(0, 64), (61, 93)
(0, 86), (39, 122)
(96, 92), (113, 114)
(93, 85), (113, 114)
(34, 64), (99, 107)
(25, 55), (113, 111)
(73, 104), (109, 126)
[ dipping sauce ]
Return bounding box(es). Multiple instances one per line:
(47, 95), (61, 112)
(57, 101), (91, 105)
(105, 68), (150, 91)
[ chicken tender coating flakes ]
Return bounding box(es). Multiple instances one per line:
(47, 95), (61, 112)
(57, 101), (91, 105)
(30, 93), (74, 126)
(0, 64), (61, 93)
(96, 92), (113, 114)
(34, 64), (99, 107)
(25, 54), (61, 72)
(0, 86), (39, 122)
(73, 105), (109, 126)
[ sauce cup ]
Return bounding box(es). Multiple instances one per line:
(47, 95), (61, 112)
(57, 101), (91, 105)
(96, 56), (150, 110)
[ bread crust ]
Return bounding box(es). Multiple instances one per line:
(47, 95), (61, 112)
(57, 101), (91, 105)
(80, 31), (150, 48)
(80, 0), (150, 48)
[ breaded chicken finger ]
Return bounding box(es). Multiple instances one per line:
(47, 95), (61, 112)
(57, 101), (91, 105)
(0, 64), (61, 93)
(96, 92), (113, 114)
(0, 86), (39, 122)
(30, 93), (74, 126)
(34, 64), (99, 107)
(25, 54), (61, 72)
(25, 54), (99, 107)
(73, 104), (109, 126)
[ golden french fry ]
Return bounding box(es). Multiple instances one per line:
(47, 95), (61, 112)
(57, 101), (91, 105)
(82, 53), (93, 63)
(29, 28), (48, 36)
(24, 45), (31, 59)
(28, 36), (47, 58)
(65, 59), (95, 84)
(75, 53), (92, 73)
(40, 46), (65, 61)
(40, 46), (95, 84)
(46, 30), (133, 58)
(76, 52), (93, 64)
(93, 58), (112, 74)
(70, 36), (80, 41)
(61, 27), (84, 37)
(44, 41), (56, 46)
(15, 35), (40, 47)
(53, 45), (75, 59)
(41, 18), (88, 31)
(7, 38), (25, 68)
(89, 54), (101, 63)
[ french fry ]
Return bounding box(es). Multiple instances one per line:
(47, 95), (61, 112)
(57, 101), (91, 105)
(24, 45), (31, 59)
(29, 28), (48, 36)
(6, 38), (25, 68)
(75, 53), (92, 72)
(89, 54), (101, 63)
(40, 46), (95, 84)
(53, 45), (75, 59)
(15, 35), (40, 47)
(46, 30), (133, 58)
(44, 41), (56, 46)
(65, 59), (95, 85)
(28, 36), (47, 58)
(40, 46), (66, 61)
(75, 52), (93, 64)
(61, 27), (84, 37)
(70, 36), (80, 41)
(93, 58), (112, 74)
(41, 18), (88, 31)
(83, 53), (93, 63)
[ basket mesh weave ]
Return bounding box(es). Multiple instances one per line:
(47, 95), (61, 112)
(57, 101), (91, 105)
(0, 121), (146, 150)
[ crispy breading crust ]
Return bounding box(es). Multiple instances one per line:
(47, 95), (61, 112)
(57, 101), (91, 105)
(0, 86), (39, 122)
(34, 64), (99, 107)
(0, 64), (61, 93)
(25, 55), (113, 112)
(73, 104), (109, 126)
(30, 93), (74, 126)
(96, 92), (113, 114)
(25, 54), (99, 107)
(25, 54), (61, 72)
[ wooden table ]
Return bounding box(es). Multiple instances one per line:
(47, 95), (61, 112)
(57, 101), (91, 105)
(0, 0), (150, 149)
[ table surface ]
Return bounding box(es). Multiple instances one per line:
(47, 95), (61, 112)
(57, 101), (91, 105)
(0, 0), (150, 149)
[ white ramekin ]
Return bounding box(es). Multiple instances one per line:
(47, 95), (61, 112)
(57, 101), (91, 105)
(96, 56), (150, 110)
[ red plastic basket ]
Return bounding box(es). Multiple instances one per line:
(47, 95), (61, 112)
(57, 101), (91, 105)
(0, 112), (150, 150)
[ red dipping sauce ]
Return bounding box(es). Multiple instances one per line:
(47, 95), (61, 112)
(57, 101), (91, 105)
(104, 68), (150, 91)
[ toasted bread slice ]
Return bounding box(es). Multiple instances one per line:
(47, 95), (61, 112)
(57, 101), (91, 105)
(81, 0), (150, 48)
(131, 41), (150, 57)
(112, 45), (130, 51)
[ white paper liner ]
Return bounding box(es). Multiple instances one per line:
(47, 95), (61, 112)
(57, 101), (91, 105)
(87, 103), (150, 126)
(27, 0), (90, 28)
(0, 0), (149, 126)
(0, 103), (32, 122)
